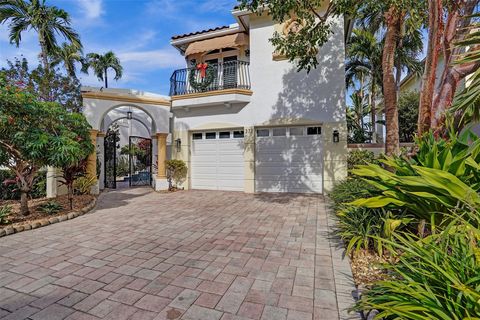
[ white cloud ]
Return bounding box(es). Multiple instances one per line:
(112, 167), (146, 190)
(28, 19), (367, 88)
(118, 47), (185, 70)
(77, 0), (104, 20)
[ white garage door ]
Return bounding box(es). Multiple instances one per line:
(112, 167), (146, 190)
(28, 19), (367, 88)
(191, 130), (245, 191)
(255, 126), (323, 193)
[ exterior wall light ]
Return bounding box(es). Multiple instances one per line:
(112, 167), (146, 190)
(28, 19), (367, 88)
(333, 130), (340, 143)
(175, 138), (182, 152)
(127, 111), (133, 120)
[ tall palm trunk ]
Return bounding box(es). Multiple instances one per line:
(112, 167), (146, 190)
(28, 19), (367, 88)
(383, 8), (402, 156)
(104, 68), (108, 88)
(418, 0), (442, 137)
(369, 81), (377, 143)
(38, 35), (50, 73)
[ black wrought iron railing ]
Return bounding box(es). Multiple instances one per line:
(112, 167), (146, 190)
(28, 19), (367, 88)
(169, 60), (251, 96)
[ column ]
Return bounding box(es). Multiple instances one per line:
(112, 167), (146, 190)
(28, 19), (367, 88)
(155, 133), (169, 191)
(244, 126), (255, 193)
(86, 129), (99, 194)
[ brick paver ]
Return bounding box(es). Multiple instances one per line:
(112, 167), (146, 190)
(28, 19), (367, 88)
(0, 189), (358, 319)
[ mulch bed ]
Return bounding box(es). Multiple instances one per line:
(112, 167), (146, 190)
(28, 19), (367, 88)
(0, 194), (95, 227)
(350, 250), (390, 286)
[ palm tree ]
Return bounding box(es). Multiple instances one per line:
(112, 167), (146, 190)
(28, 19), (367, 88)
(346, 26), (423, 145)
(346, 29), (383, 142)
(82, 51), (123, 88)
(0, 0), (81, 72)
(50, 43), (84, 77)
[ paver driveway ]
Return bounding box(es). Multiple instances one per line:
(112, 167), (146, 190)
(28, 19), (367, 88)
(0, 189), (357, 320)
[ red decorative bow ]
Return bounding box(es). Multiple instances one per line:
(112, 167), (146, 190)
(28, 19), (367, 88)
(196, 63), (208, 78)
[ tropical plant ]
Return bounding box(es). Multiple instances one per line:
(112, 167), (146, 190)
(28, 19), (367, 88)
(398, 91), (419, 142)
(419, 3), (480, 136)
(350, 159), (480, 225)
(0, 205), (12, 224)
(82, 51), (123, 88)
(354, 219), (480, 319)
(165, 160), (187, 190)
(0, 0), (81, 72)
(346, 91), (371, 143)
(73, 175), (97, 195)
(337, 207), (411, 255)
(347, 150), (379, 172)
(0, 168), (45, 200)
(346, 28), (382, 142)
(1, 57), (83, 112)
(50, 42), (84, 77)
(329, 178), (377, 211)
(412, 129), (480, 191)
(60, 159), (87, 209)
(449, 16), (480, 130)
(0, 74), (93, 215)
(38, 200), (62, 215)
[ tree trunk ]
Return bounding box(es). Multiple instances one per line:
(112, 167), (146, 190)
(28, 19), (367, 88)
(20, 190), (29, 216)
(418, 0), (442, 136)
(68, 184), (74, 210)
(382, 8), (402, 156)
(370, 82), (377, 143)
(104, 68), (108, 88)
(38, 35), (50, 73)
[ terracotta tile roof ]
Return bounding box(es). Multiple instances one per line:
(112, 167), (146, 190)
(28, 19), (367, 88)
(171, 26), (231, 40)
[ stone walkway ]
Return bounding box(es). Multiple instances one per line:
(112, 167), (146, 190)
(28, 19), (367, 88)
(0, 189), (358, 320)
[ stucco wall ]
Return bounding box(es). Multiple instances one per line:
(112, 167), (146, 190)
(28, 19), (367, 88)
(173, 14), (346, 131)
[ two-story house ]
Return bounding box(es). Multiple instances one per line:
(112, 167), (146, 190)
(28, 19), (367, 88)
(167, 5), (348, 194)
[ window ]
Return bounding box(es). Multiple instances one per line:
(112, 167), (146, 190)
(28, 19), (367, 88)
(219, 131), (230, 139)
(257, 129), (270, 137)
(233, 130), (244, 138)
(307, 127), (322, 135)
(205, 132), (216, 139)
(289, 127), (304, 136)
(192, 133), (203, 140)
(272, 127), (287, 136)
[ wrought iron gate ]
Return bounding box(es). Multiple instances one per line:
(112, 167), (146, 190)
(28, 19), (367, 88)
(128, 136), (152, 187)
(104, 129), (119, 189)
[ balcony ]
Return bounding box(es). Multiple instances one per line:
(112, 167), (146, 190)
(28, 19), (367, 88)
(169, 60), (252, 109)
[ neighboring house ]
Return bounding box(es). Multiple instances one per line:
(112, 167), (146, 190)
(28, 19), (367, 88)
(52, 4), (349, 196)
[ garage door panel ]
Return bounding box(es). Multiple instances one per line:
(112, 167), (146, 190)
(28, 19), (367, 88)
(191, 132), (244, 191)
(255, 130), (323, 194)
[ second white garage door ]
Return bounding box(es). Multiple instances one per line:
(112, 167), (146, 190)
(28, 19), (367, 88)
(191, 130), (245, 191)
(255, 126), (323, 193)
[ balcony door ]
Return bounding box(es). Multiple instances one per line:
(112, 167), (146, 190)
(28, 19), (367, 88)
(222, 56), (237, 89)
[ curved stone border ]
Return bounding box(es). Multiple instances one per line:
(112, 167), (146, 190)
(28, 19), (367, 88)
(0, 197), (97, 238)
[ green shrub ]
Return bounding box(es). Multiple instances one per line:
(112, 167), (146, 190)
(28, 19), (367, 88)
(337, 207), (412, 255)
(38, 201), (63, 215)
(73, 176), (96, 195)
(0, 205), (11, 224)
(347, 150), (379, 172)
(165, 160), (187, 189)
(329, 178), (377, 212)
(355, 220), (480, 319)
(0, 169), (46, 200)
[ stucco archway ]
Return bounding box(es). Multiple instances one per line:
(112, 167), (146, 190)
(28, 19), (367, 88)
(44, 87), (173, 197)
(80, 88), (172, 193)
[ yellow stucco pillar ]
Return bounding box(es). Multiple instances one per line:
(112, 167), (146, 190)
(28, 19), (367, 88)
(156, 133), (168, 178)
(86, 129), (98, 179)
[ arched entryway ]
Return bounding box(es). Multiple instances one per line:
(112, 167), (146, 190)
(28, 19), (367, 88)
(81, 87), (171, 194)
(102, 106), (154, 189)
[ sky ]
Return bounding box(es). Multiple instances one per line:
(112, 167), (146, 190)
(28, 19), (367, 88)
(0, 0), (239, 95)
